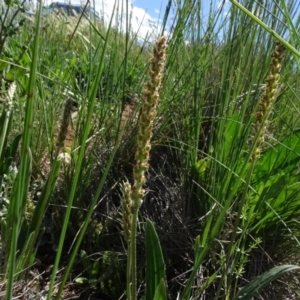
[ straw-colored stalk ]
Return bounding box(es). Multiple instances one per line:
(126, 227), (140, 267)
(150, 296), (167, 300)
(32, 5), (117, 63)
(121, 36), (167, 300)
(250, 41), (285, 160)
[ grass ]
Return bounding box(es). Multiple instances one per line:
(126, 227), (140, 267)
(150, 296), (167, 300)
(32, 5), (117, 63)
(1, 0), (300, 299)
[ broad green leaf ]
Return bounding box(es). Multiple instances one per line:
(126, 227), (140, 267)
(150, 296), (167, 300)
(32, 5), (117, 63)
(248, 165), (300, 234)
(247, 130), (300, 233)
(252, 180), (300, 232)
(254, 129), (300, 181)
(153, 278), (167, 300)
(145, 220), (166, 300)
(221, 114), (243, 163)
(233, 265), (300, 300)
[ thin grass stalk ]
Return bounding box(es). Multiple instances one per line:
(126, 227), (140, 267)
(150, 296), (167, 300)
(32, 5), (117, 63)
(49, 3), (118, 299)
(0, 83), (15, 157)
(221, 41), (286, 298)
(55, 131), (120, 299)
(16, 160), (61, 273)
(5, 3), (41, 299)
(122, 181), (133, 299)
(121, 36), (166, 300)
(230, 0), (300, 58)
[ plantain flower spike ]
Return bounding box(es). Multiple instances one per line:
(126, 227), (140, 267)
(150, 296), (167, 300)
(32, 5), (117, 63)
(250, 41), (285, 160)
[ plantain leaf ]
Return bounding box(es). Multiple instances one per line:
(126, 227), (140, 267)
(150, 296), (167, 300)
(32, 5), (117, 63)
(153, 278), (167, 300)
(145, 219), (166, 300)
(221, 113), (243, 164)
(254, 129), (300, 181)
(233, 265), (300, 300)
(248, 130), (300, 232)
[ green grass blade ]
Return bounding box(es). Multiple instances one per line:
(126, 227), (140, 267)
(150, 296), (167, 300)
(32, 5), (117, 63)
(230, 0), (300, 58)
(15, 232), (35, 274)
(51, 3), (118, 298)
(233, 265), (300, 300)
(5, 2), (41, 298)
(145, 220), (166, 300)
(55, 140), (119, 298)
(27, 160), (60, 237)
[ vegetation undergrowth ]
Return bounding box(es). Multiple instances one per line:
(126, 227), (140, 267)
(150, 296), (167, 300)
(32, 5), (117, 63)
(1, 0), (300, 299)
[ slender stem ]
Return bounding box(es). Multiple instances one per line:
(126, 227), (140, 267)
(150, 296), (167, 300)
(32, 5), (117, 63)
(230, 0), (300, 58)
(129, 210), (138, 300)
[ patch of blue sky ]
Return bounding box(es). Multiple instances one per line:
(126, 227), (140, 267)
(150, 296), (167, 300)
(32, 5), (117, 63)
(30, 0), (232, 40)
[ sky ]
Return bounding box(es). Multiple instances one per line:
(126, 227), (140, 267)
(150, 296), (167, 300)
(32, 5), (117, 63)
(36, 0), (171, 39)
(33, 0), (231, 39)
(88, 0), (174, 40)
(131, 0), (168, 18)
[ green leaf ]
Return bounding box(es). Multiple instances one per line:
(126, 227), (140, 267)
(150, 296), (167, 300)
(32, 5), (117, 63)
(5, 133), (22, 160)
(4, 68), (27, 82)
(145, 220), (166, 300)
(24, 159), (61, 261)
(233, 265), (300, 300)
(80, 250), (91, 276)
(254, 129), (300, 181)
(248, 130), (300, 232)
(70, 56), (77, 68)
(91, 259), (100, 279)
(88, 279), (98, 287)
(16, 232), (35, 273)
(221, 114), (243, 163)
(0, 134), (22, 175)
(153, 278), (167, 300)
(0, 58), (10, 71)
(194, 235), (200, 258)
(75, 277), (88, 284)
(194, 159), (208, 179)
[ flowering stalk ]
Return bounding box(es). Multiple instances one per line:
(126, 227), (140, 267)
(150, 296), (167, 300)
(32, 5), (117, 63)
(250, 41), (285, 160)
(223, 42), (286, 296)
(121, 36), (167, 300)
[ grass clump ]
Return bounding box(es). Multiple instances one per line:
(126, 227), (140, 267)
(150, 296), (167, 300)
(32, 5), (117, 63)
(1, 0), (300, 299)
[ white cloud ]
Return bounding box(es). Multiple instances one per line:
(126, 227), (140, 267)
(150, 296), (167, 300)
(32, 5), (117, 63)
(154, 9), (159, 14)
(40, 0), (161, 40)
(95, 0), (163, 40)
